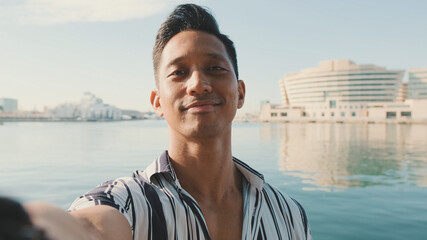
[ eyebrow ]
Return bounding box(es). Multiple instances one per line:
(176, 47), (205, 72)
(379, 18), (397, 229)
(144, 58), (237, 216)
(205, 53), (227, 61)
(165, 52), (228, 69)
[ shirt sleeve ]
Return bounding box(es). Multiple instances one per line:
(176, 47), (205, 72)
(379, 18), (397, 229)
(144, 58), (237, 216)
(291, 197), (312, 240)
(263, 183), (312, 240)
(68, 177), (137, 232)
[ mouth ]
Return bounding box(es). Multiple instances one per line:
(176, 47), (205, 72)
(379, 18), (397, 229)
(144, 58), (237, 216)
(181, 99), (222, 113)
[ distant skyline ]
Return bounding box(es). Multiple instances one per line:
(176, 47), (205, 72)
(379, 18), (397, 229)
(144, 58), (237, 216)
(1, 0), (426, 114)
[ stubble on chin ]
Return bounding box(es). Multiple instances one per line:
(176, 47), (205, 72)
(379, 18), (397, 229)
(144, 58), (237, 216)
(182, 117), (227, 139)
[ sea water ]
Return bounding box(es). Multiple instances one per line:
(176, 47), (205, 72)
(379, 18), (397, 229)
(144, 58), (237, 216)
(1, 120), (426, 240)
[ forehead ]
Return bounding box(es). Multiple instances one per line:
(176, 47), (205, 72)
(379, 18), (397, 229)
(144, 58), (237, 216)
(159, 30), (230, 68)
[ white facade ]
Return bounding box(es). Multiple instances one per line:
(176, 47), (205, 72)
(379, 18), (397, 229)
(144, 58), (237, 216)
(408, 68), (427, 99)
(0, 98), (18, 112)
(259, 60), (427, 123)
(280, 60), (404, 112)
(396, 83), (407, 102)
(259, 104), (305, 122)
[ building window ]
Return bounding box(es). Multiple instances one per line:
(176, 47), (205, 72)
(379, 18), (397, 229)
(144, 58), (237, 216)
(281, 112), (287, 117)
(401, 112), (412, 118)
(321, 112), (325, 117)
(352, 112), (356, 117)
(341, 112), (345, 117)
(329, 100), (336, 109)
(386, 112), (396, 119)
(271, 112), (278, 117)
(302, 112), (306, 117)
(331, 112), (335, 117)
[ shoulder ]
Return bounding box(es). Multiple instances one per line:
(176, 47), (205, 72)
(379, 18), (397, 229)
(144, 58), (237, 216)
(69, 174), (162, 233)
(69, 176), (148, 211)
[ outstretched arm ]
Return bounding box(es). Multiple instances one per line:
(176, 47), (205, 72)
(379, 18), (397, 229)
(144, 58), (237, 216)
(24, 202), (132, 240)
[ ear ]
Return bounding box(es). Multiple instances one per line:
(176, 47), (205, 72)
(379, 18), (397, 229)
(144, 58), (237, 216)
(150, 89), (164, 117)
(237, 80), (246, 109)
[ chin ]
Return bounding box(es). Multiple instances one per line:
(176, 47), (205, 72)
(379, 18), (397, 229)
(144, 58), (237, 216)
(186, 122), (229, 139)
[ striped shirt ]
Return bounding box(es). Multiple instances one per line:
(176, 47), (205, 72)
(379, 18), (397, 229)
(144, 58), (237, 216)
(69, 151), (311, 240)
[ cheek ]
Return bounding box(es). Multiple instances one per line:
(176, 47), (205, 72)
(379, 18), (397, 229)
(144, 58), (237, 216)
(159, 97), (173, 111)
(161, 82), (185, 98)
(231, 86), (240, 102)
(159, 90), (181, 113)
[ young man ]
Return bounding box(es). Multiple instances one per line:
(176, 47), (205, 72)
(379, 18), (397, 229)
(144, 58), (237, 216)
(25, 4), (311, 240)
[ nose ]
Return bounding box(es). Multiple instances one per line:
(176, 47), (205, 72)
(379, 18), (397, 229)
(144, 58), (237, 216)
(186, 70), (212, 95)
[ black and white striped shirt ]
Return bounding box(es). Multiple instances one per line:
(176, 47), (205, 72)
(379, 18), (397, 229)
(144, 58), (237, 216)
(69, 151), (311, 240)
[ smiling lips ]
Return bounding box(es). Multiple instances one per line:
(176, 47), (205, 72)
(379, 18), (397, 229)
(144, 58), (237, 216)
(182, 99), (223, 113)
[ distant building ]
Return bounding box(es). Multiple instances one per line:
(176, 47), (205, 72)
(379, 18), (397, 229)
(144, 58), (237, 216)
(396, 83), (408, 102)
(280, 59), (404, 112)
(0, 98), (18, 112)
(260, 60), (427, 123)
(408, 68), (427, 99)
(121, 109), (145, 120)
(79, 92), (122, 121)
(48, 92), (122, 121)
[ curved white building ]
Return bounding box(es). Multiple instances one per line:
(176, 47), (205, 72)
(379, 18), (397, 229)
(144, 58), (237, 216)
(280, 60), (404, 108)
(260, 60), (427, 122)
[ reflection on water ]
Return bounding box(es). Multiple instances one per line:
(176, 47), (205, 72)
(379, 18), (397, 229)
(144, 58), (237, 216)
(263, 123), (427, 191)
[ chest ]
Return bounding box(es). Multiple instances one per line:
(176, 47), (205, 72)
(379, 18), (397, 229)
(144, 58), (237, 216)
(197, 196), (243, 240)
(133, 182), (297, 240)
(142, 189), (245, 240)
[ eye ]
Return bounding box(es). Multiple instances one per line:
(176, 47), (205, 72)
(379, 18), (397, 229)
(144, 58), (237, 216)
(174, 70), (187, 75)
(168, 69), (188, 78)
(207, 66), (227, 72)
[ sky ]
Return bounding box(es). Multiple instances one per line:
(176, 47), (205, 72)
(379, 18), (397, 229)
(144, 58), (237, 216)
(1, 0), (426, 114)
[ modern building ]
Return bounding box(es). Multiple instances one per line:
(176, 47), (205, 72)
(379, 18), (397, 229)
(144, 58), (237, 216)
(281, 60), (404, 116)
(408, 68), (427, 99)
(0, 98), (18, 112)
(48, 92), (122, 120)
(260, 60), (427, 123)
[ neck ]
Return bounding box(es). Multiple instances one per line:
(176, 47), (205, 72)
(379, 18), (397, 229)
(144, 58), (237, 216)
(167, 130), (241, 203)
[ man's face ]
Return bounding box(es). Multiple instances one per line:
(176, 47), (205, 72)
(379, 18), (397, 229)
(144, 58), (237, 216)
(151, 30), (245, 139)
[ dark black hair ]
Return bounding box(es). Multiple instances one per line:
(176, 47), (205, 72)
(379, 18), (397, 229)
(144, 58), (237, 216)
(152, 4), (238, 84)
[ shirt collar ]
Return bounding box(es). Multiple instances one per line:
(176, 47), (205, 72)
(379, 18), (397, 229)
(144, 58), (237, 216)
(144, 151), (264, 191)
(233, 157), (265, 190)
(143, 150), (177, 182)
